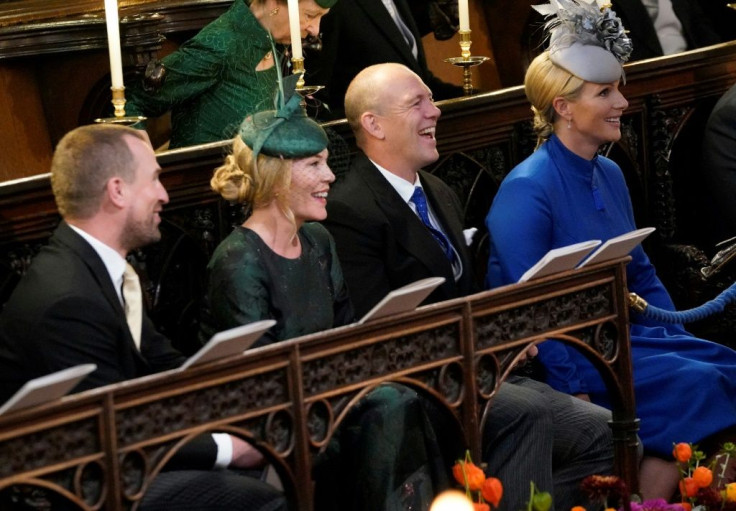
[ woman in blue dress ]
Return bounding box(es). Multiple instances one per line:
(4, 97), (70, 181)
(485, 0), (736, 500)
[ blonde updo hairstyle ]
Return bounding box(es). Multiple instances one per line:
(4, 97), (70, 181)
(210, 136), (295, 229)
(524, 51), (585, 149)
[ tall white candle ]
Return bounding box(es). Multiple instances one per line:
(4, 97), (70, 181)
(104, 0), (124, 89)
(287, 0), (303, 60)
(458, 0), (470, 32)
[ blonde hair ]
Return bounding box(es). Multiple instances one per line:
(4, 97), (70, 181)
(51, 124), (147, 219)
(524, 52), (584, 148)
(211, 136), (295, 229)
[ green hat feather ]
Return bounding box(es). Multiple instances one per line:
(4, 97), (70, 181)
(239, 70), (328, 159)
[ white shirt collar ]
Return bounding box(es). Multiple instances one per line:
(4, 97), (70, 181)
(68, 223), (127, 303)
(369, 159), (422, 204)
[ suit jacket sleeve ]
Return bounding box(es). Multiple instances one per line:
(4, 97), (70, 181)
(38, 294), (147, 391)
(323, 197), (395, 319)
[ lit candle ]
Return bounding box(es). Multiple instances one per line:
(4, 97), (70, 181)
(458, 0), (470, 32)
(287, 0), (303, 60)
(104, 0), (124, 89)
(430, 490), (474, 511)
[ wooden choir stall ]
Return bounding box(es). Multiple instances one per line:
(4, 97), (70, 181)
(0, 258), (640, 510)
(2, 0), (736, 508)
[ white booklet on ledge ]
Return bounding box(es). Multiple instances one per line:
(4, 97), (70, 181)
(358, 277), (446, 324)
(518, 240), (601, 283)
(577, 227), (656, 267)
(179, 319), (277, 370)
(0, 363), (97, 416)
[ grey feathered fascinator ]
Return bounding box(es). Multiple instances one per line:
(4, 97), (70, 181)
(533, 0), (633, 83)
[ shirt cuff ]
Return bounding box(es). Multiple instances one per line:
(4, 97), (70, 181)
(211, 432), (233, 469)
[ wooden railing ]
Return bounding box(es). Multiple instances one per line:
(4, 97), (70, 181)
(0, 258), (639, 510)
(3, 42), (736, 343)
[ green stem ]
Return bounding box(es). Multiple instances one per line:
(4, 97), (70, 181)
(527, 482), (535, 511)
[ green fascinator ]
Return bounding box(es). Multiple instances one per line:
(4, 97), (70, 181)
(239, 73), (328, 159)
(533, 0), (633, 83)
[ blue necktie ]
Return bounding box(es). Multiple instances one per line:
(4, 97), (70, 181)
(410, 187), (456, 263)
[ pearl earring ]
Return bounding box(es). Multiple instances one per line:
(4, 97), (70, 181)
(567, 119), (572, 129)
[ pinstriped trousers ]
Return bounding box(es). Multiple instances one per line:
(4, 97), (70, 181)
(482, 375), (616, 511)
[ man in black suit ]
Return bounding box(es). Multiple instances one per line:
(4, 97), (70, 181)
(0, 124), (283, 510)
(702, 82), (736, 245)
(612, 0), (721, 60)
(306, 0), (462, 118)
(323, 63), (617, 511)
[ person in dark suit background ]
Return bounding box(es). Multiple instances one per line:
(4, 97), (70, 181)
(305, 0), (462, 119)
(0, 124), (284, 510)
(612, 0), (721, 61)
(322, 62), (616, 511)
(701, 82), (736, 245)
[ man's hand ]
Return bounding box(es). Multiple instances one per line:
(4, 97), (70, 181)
(229, 435), (266, 469)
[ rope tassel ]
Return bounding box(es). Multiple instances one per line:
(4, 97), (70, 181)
(628, 281), (736, 323)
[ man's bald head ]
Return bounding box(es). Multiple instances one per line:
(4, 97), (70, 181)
(344, 63), (421, 143)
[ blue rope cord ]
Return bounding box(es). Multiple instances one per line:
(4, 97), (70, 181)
(630, 281), (736, 324)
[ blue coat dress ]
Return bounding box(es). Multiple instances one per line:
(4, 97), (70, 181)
(485, 134), (736, 456)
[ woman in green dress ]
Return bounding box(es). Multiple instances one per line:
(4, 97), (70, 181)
(126, 0), (336, 149)
(198, 86), (354, 346)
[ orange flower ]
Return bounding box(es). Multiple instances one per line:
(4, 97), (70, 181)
(571, 506), (586, 511)
(673, 443), (692, 463)
(453, 460), (486, 491)
(679, 477), (698, 498)
(481, 477), (503, 508)
(692, 466), (713, 488)
(726, 482), (736, 502)
(680, 502), (692, 511)
(474, 504), (491, 511)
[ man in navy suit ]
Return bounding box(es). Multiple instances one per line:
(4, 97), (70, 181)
(323, 63), (617, 511)
(0, 124), (283, 510)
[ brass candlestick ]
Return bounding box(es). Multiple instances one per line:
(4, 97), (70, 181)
(291, 56), (325, 110)
(94, 86), (146, 125)
(444, 29), (489, 96)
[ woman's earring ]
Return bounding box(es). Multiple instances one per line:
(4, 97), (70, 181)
(567, 119), (572, 129)
(269, 7), (280, 16)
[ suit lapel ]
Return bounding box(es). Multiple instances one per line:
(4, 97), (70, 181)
(354, 0), (421, 71)
(420, 173), (467, 258)
(354, 155), (457, 284)
(54, 222), (147, 360)
(420, 172), (476, 293)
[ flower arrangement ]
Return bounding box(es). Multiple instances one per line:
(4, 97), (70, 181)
(440, 441), (736, 511)
(575, 474), (632, 511)
(673, 441), (736, 511)
(452, 450), (504, 511)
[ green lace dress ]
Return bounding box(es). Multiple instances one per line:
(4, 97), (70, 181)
(126, 0), (279, 148)
(199, 223), (354, 346)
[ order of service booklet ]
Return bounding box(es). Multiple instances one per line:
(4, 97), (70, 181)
(518, 240), (602, 283)
(179, 319), (277, 370)
(358, 276), (446, 324)
(577, 227), (656, 267)
(0, 363), (97, 416)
